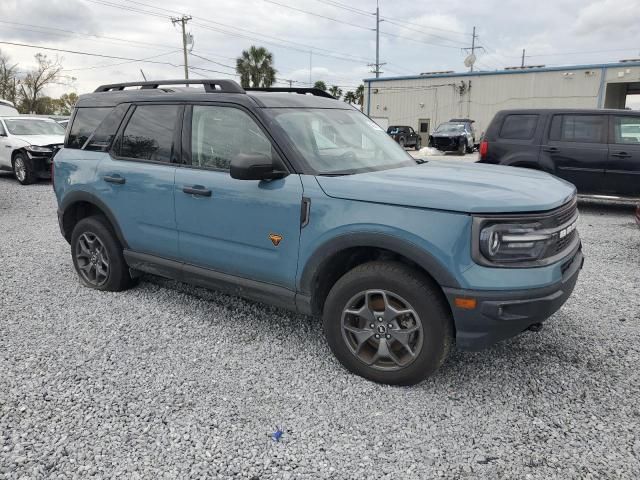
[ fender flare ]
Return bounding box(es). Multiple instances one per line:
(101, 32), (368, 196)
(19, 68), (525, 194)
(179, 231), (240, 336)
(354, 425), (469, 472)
(501, 152), (554, 173)
(59, 191), (129, 248)
(298, 232), (461, 295)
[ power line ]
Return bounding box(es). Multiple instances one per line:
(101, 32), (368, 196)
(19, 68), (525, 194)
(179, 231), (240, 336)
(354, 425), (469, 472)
(63, 50), (182, 72)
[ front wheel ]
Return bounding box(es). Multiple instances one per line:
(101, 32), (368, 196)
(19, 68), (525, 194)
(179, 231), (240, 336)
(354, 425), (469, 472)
(415, 138), (422, 151)
(323, 261), (453, 385)
(457, 139), (466, 156)
(13, 153), (37, 185)
(399, 137), (406, 148)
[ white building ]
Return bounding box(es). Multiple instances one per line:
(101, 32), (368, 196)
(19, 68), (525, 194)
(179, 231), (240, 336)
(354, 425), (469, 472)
(363, 61), (640, 143)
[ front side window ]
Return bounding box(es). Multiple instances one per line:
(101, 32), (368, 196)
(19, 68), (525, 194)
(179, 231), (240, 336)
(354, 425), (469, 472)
(191, 105), (273, 170)
(67, 108), (111, 149)
(499, 115), (538, 140)
(549, 115), (606, 143)
(119, 105), (180, 163)
(266, 108), (415, 175)
(613, 116), (640, 144)
(4, 118), (65, 136)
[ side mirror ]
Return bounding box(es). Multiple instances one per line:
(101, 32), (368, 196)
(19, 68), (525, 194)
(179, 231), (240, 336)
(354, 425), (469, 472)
(230, 153), (287, 181)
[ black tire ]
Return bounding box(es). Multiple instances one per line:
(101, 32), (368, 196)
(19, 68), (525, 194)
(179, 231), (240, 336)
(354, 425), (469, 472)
(322, 261), (453, 386)
(465, 142), (474, 154)
(70, 215), (136, 292)
(399, 137), (406, 148)
(13, 152), (37, 185)
(415, 137), (422, 151)
(457, 139), (466, 156)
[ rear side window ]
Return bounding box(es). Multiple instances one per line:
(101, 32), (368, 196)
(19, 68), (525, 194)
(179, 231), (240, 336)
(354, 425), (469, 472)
(499, 114), (538, 140)
(85, 104), (129, 151)
(549, 115), (606, 143)
(67, 107), (112, 149)
(118, 105), (180, 163)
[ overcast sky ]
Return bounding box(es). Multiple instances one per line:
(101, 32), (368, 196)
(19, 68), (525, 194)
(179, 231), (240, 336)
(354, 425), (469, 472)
(1, 0), (640, 99)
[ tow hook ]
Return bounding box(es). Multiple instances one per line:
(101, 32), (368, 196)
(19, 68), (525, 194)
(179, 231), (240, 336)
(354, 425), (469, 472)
(527, 323), (544, 332)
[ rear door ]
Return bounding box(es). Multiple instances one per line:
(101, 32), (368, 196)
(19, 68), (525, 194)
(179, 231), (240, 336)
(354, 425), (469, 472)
(543, 113), (608, 193)
(98, 103), (182, 259)
(174, 103), (303, 289)
(605, 114), (640, 196)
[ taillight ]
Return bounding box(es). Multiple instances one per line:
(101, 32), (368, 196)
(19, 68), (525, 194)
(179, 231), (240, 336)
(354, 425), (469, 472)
(479, 140), (488, 158)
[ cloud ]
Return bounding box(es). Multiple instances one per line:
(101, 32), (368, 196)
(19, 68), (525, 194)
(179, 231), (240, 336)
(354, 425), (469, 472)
(573, 0), (640, 36)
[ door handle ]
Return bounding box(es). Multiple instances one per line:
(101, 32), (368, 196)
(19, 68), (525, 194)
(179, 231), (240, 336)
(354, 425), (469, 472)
(183, 185), (212, 197)
(611, 152), (631, 158)
(543, 146), (559, 153)
(103, 175), (125, 184)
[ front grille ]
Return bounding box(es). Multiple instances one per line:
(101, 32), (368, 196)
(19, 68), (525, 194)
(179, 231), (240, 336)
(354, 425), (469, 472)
(554, 229), (577, 253)
(540, 198), (579, 258)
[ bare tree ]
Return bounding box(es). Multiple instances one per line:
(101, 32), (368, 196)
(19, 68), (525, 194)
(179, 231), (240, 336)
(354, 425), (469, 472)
(19, 54), (63, 113)
(0, 50), (19, 104)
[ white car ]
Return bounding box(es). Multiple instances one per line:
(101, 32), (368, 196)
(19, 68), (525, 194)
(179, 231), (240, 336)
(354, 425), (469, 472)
(0, 116), (65, 185)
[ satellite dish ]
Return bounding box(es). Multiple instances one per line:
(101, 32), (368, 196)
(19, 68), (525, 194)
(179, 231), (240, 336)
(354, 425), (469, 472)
(464, 53), (476, 68)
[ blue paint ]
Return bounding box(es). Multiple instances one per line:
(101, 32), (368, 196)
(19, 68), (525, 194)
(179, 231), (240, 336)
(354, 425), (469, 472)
(363, 60), (640, 83)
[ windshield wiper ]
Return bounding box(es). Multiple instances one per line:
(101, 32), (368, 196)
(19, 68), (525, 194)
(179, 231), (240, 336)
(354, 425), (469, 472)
(414, 158), (428, 164)
(318, 171), (354, 176)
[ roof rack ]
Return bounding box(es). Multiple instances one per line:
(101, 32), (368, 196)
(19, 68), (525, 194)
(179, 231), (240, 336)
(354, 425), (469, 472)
(244, 87), (336, 99)
(94, 79), (245, 93)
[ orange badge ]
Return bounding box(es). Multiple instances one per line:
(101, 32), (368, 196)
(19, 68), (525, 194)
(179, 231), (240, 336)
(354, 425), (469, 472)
(269, 233), (283, 246)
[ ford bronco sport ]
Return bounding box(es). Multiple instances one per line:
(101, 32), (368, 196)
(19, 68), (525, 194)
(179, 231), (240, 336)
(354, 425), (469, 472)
(53, 80), (583, 385)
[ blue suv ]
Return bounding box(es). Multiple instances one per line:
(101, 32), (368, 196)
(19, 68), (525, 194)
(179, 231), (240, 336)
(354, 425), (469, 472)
(53, 80), (583, 385)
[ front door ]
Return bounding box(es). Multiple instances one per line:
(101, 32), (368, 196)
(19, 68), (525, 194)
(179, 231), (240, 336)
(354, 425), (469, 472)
(418, 119), (430, 145)
(543, 113), (608, 193)
(605, 114), (640, 196)
(98, 103), (181, 259)
(174, 104), (303, 289)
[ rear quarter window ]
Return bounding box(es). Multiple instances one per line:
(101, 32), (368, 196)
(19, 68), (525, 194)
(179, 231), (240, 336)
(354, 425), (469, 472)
(499, 114), (538, 140)
(67, 107), (112, 149)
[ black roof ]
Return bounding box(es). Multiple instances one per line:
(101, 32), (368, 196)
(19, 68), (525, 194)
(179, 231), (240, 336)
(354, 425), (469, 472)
(495, 108), (640, 115)
(76, 79), (350, 110)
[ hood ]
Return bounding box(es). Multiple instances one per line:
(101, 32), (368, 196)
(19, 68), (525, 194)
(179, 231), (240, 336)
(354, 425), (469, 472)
(9, 134), (64, 146)
(315, 160), (576, 213)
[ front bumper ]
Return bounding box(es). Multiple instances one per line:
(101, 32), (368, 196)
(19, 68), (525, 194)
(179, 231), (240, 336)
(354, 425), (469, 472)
(25, 153), (54, 179)
(430, 136), (461, 151)
(443, 247), (584, 350)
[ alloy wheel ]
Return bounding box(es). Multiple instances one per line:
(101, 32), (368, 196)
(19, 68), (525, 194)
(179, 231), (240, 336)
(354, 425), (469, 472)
(75, 232), (110, 286)
(341, 289), (423, 371)
(14, 157), (26, 182)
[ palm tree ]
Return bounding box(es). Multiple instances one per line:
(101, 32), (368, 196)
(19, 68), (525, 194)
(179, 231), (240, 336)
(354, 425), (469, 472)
(328, 85), (342, 99)
(236, 46), (277, 88)
(343, 91), (357, 104)
(355, 84), (364, 108)
(313, 80), (327, 91)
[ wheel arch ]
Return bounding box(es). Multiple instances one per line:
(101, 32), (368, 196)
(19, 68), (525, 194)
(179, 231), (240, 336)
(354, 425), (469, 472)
(59, 191), (128, 247)
(298, 233), (460, 316)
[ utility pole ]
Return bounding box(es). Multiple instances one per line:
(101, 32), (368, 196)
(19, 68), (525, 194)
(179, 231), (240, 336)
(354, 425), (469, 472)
(368, 0), (385, 77)
(288, 79), (293, 88)
(309, 51), (312, 86)
(462, 26), (484, 72)
(521, 49), (526, 68)
(171, 15), (192, 81)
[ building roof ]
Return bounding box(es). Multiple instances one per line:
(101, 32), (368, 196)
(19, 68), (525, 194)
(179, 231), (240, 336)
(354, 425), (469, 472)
(364, 60), (640, 83)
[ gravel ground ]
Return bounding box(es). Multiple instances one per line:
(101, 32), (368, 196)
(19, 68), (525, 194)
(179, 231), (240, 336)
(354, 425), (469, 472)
(1, 172), (639, 479)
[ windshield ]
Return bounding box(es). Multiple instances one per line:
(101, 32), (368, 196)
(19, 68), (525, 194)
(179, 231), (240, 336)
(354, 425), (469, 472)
(4, 118), (65, 136)
(434, 123), (465, 133)
(387, 126), (403, 134)
(266, 109), (416, 175)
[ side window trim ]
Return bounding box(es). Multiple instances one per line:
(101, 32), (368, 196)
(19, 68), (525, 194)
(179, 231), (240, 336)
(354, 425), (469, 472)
(181, 102), (291, 173)
(109, 103), (185, 165)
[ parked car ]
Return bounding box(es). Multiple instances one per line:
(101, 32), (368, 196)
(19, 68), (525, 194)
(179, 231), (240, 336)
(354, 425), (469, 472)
(0, 99), (19, 116)
(479, 109), (640, 198)
(429, 121), (475, 154)
(53, 80), (583, 386)
(0, 116), (65, 184)
(387, 125), (421, 150)
(57, 119), (69, 129)
(449, 118), (478, 148)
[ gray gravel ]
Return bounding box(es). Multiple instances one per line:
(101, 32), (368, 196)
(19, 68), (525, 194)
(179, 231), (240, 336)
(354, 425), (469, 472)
(1, 172), (639, 479)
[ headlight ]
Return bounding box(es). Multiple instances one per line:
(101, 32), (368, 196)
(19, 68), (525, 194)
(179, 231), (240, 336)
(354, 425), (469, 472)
(25, 145), (53, 153)
(479, 222), (551, 263)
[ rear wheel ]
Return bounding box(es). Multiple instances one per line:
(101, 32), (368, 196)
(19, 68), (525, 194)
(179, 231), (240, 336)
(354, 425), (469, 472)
(322, 261), (453, 385)
(13, 153), (37, 185)
(70, 215), (136, 292)
(415, 137), (422, 151)
(399, 137), (406, 148)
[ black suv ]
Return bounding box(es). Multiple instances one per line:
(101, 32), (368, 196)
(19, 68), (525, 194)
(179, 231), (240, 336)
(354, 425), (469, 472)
(387, 125), (421, 150)
(479, 109), (640, 197)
